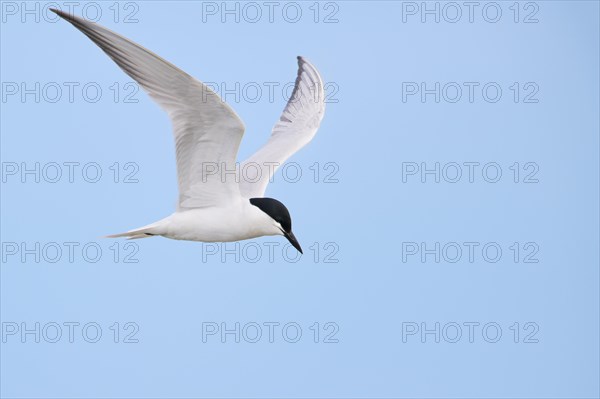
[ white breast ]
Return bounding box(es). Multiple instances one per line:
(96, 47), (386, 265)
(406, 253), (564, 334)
(160, 200), (282, 242)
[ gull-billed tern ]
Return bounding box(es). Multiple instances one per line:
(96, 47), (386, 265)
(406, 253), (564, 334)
(51, 9), (326, 254)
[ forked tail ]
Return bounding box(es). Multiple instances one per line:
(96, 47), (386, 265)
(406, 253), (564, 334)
(105, 220), (166, 240)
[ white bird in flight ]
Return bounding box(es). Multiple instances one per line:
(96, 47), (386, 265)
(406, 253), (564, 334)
(52, 9), (326, 254)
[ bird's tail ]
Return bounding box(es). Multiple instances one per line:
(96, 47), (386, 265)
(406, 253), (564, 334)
(105, 220), (166, 240)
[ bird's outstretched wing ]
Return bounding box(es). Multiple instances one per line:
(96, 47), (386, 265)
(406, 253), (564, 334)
(52, 9), (245, 210)
(239, 57), (326, 198)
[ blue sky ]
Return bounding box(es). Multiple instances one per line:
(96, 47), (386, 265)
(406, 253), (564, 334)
(1, 1), (599, 398)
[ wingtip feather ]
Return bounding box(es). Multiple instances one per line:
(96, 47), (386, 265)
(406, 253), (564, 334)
(50, 7), (84, 24)
(50, 8), (67, 18)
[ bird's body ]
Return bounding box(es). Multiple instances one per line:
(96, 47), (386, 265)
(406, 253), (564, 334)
(125, 201), (282, 243)
(51, 9), (326, 253)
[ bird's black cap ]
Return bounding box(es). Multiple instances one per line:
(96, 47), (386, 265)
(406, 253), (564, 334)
(250, 198), (302, 254)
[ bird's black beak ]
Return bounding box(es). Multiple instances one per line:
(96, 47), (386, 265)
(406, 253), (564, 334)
(284, 231), (303, 254)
